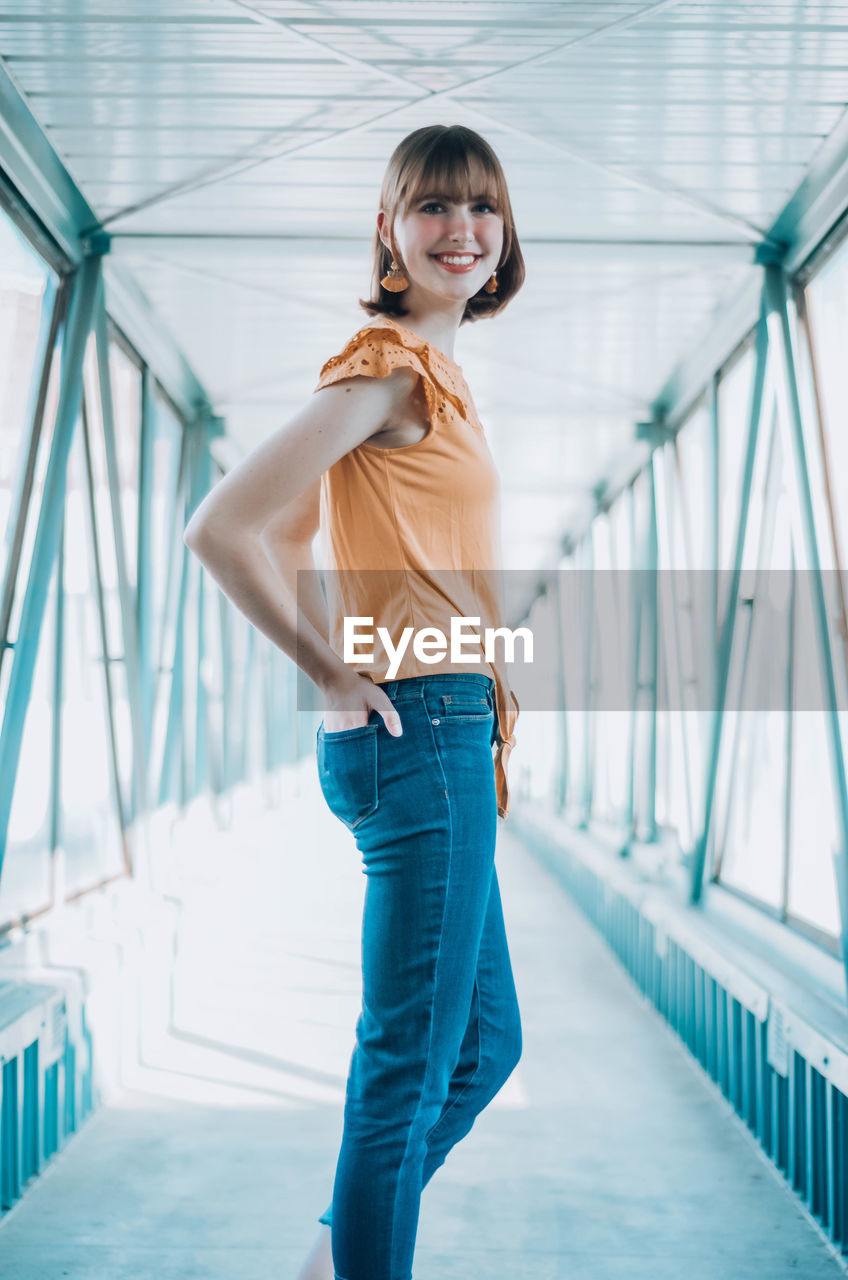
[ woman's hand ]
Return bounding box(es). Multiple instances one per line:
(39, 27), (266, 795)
(323, 672), (403, 736)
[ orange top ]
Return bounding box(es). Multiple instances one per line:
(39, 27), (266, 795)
(314, 314), (519, 819)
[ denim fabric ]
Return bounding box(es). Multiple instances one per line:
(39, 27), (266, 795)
(313, 672), (523, 1280)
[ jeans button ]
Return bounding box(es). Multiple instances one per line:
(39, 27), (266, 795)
(431, 717), (440, 725)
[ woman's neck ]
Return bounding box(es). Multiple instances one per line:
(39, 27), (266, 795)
(391, 300), (464, 363)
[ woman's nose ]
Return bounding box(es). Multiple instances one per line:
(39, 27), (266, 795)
(448, 213), (475, 241)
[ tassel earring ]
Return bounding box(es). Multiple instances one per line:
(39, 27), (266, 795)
(484, 271), (498, 294)
(381, 259), (409, 292)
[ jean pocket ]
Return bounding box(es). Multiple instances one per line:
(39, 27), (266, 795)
(316, 724), (379, 831)
(436, 691), (495, 724)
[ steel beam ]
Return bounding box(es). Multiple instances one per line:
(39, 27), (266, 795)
(0, 63), (96, 264)
(772, 105), (848, 276)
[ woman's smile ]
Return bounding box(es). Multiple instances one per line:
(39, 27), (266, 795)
(430, 252), (482, 273)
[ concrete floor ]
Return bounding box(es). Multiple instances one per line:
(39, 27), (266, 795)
(1, 766), (845, 1280)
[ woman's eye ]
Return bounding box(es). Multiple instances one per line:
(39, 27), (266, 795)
(419, 201), (496, 214)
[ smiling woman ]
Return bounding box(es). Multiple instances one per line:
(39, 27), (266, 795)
(360, 123), (525, 326)
(184, 122), (526, 1280)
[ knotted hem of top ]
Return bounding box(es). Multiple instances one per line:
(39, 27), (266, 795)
(493, 687), (519, 819)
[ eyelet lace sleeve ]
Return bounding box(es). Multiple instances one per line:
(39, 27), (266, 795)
(314, 324), (468, 432)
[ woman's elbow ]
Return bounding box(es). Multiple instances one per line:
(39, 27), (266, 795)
(183, 514), (209, 550)
(183, 513), (232, 558)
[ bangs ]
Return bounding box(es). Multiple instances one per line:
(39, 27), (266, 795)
(399, 147), (502, 212)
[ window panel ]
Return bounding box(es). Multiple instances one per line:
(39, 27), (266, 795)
(591, 511), (633, 824)
(200, 563), (226, 795)
(0, 338), (62, 711)
(108, 341), (141, 592)
(60, 413), (126, 898)
(81, 342), (135, 823)
(716, 422), (792, 908)
(675, 398), (713, 570)
(718, 343), (755, 576)
(787, 710), (841, 937)
(150, 389), (184, 680)
(804, 246), (848, 571)
(0, 558), (57, 928)
(0, 212), (56, 607)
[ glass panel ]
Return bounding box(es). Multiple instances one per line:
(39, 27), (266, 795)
(60, 409), (126, 898)
(654, 437), (709, 850)
(512, 710), (559, 804)
(717, 708), (787, 909)
(675, 398), (713, 569)
(227, 606), (253, 785)
(181, 552), (201, 804)
(717, 343), (755, 576)
(82, 342), (134, 818)
(608, 487), (632, 571)
(593, 712), (631, 825)
(797, 273), (848, 802)
(632, 709), (655, 842)
(150, 389), (183, 682)
(201, 564), (225, 794)
(0, 558), (57, 927)
(243, 626), (265, 788)
(0, 212), (56, 600)
(787, 706), (841, 937)
(108, 341), (142, 591)
(515, 590), (560, 804)
(804, 245), (848, 571)
(717, 422), (792, 907)
(562, 542), (592, 821)
(0, 341), (62, 711)
(591, 510), (632, 824)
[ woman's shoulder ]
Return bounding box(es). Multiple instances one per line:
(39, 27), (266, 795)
(316, 318), (441, 389)
(322, 316), (416, 357)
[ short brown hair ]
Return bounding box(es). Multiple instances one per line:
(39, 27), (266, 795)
(360, 124), (524, 325)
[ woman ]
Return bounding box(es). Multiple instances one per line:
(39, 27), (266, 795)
(185, 123), (525, 1280)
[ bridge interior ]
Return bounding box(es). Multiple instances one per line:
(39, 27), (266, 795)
(1, 2), (848, 1277)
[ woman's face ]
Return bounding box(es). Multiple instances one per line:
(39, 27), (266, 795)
(379, 179), (504, 306)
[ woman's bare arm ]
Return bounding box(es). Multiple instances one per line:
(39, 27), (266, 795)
(183, 367), (419, 727)
(259, 479), (329, 645)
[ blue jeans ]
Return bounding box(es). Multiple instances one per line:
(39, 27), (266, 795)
(314, 673), (522, 1280)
